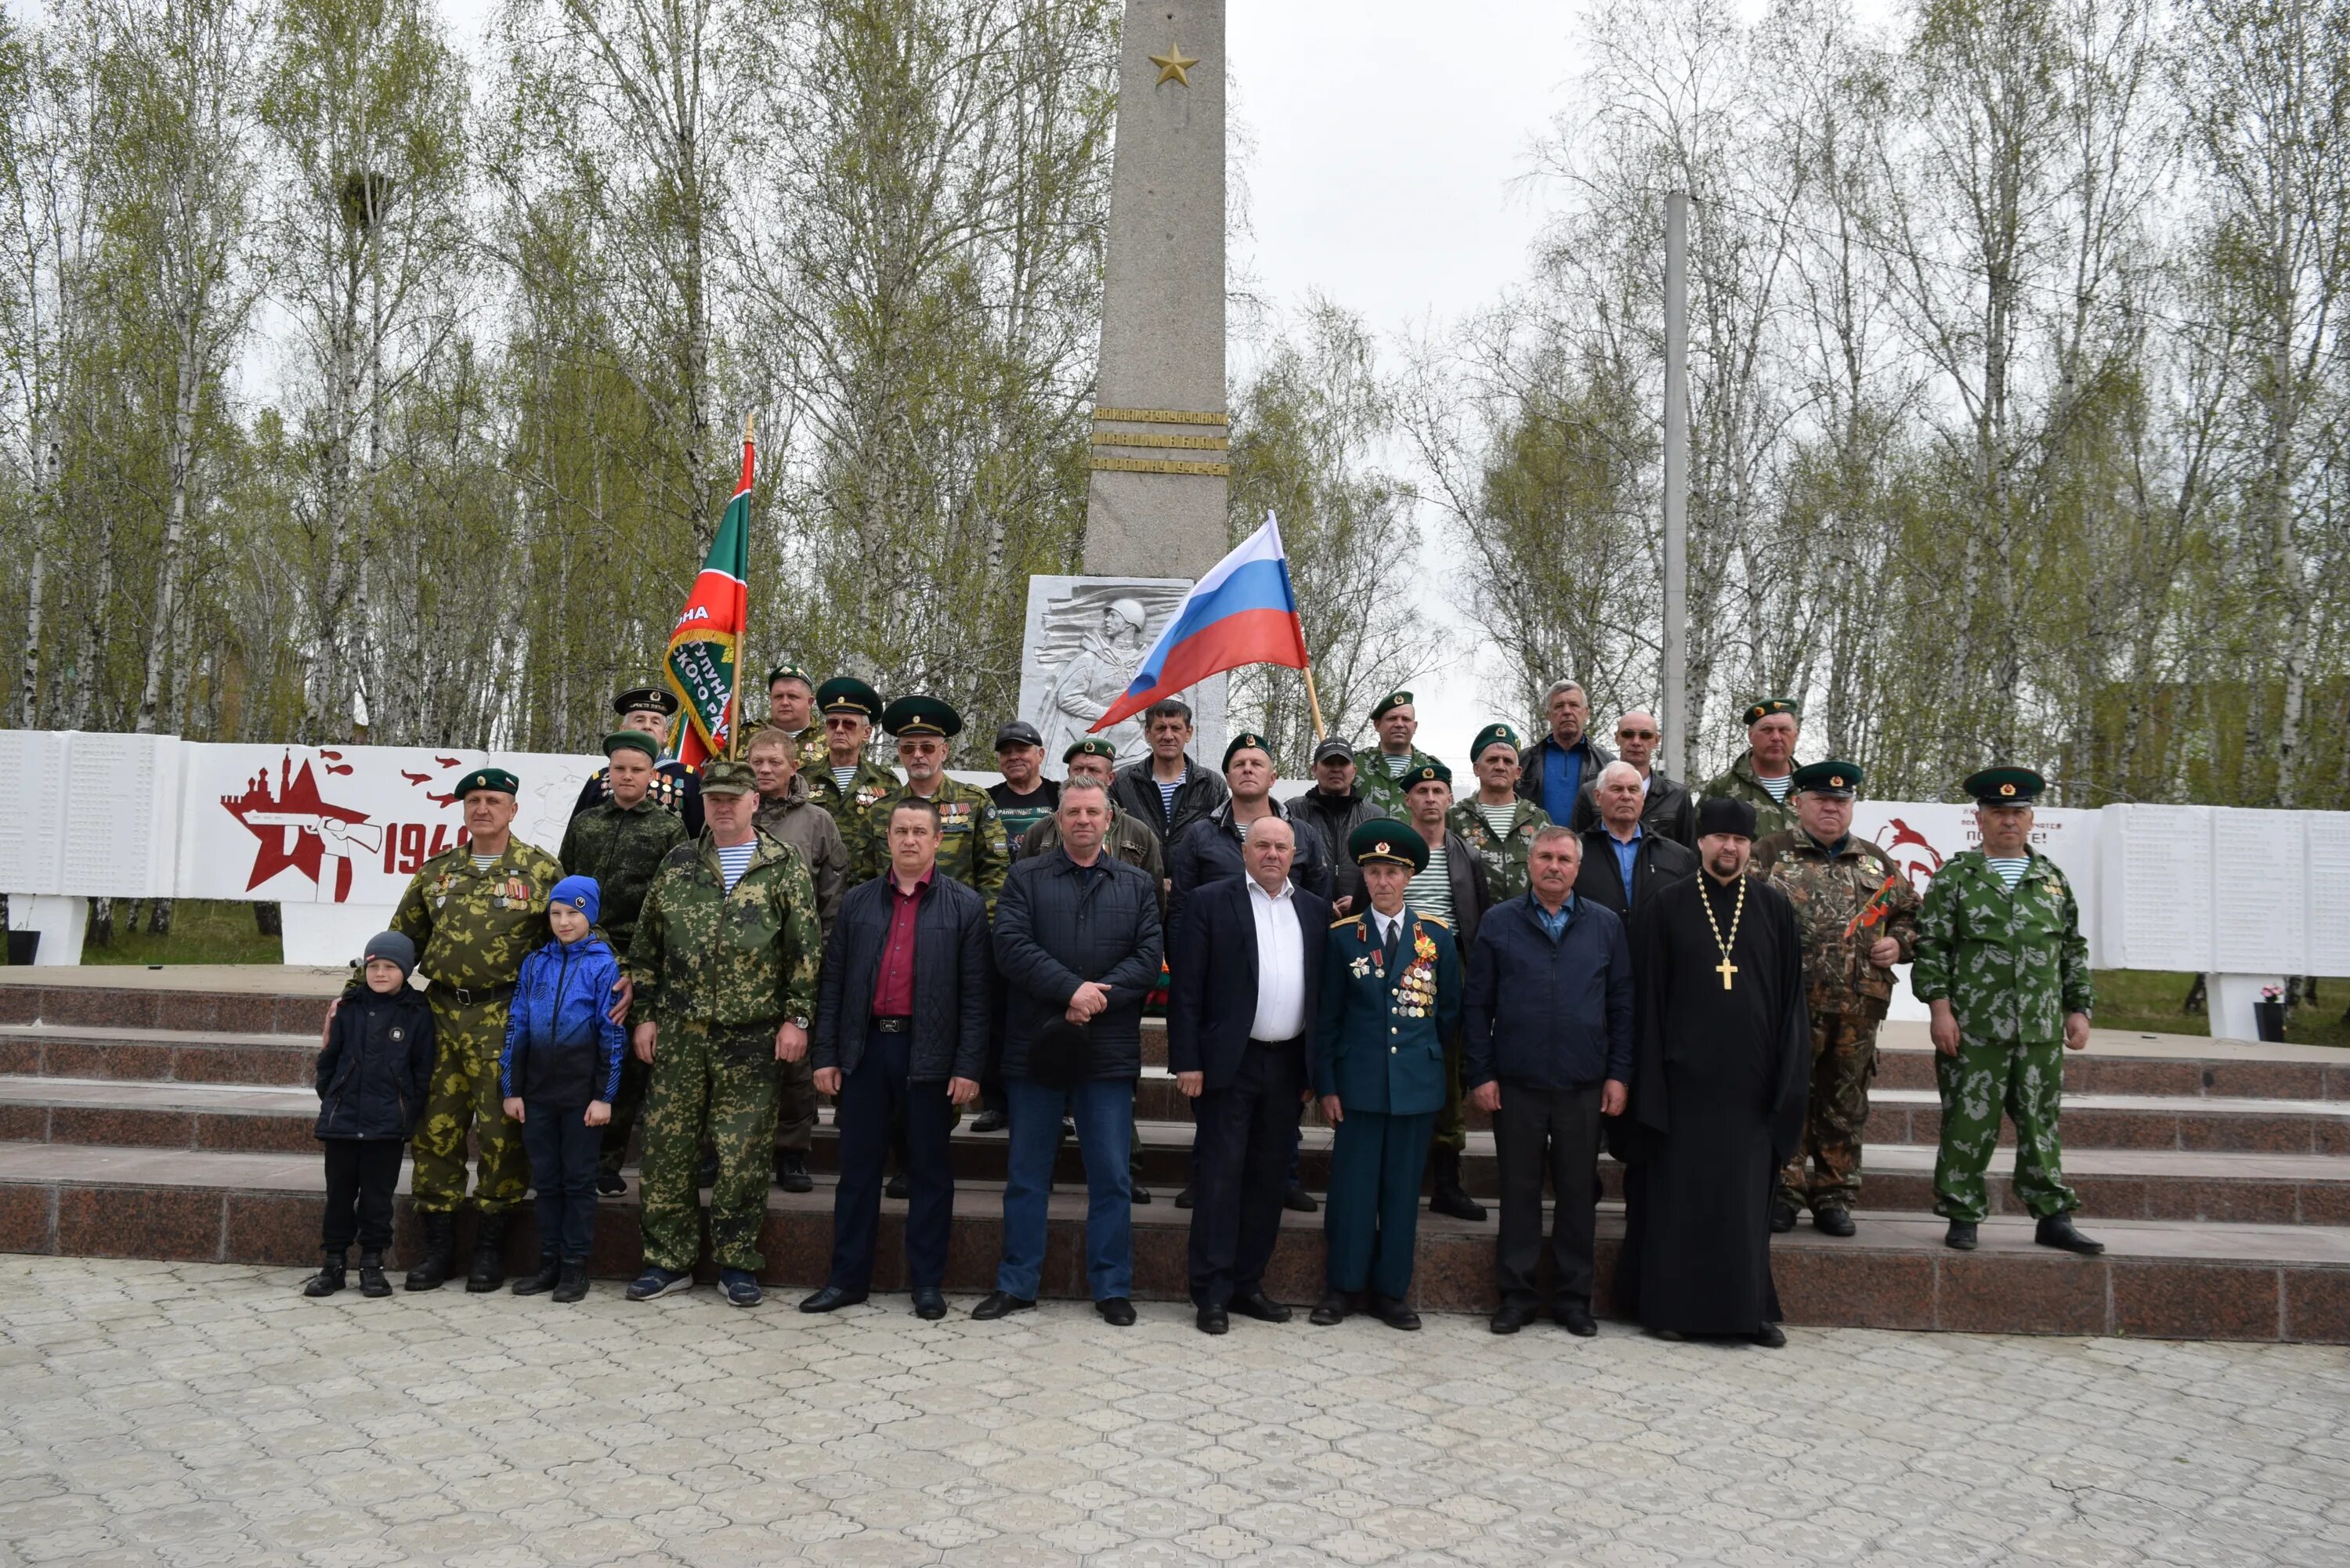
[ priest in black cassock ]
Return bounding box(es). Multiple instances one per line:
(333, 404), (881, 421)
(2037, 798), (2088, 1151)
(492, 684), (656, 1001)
(1615, 796), (1810, 1347)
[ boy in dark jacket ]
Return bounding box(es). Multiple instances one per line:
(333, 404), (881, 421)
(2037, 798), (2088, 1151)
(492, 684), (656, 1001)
(500, 876), (627, 1302)
(307, 931), (436, 1299)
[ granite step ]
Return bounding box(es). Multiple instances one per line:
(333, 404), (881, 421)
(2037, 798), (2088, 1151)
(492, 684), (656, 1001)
(1, 1141), (2343, 1342)
(1871, 1038), (2350, 1099)
(0, 1024), (320, 1086)
(1860, 1087), (2350, 1154)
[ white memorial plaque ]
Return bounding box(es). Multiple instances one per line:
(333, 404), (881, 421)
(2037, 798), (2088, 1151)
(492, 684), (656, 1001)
(2306, 813), (2350, 975)
(57, 732), (180, 898)
(2211, 807), (2306, 974)
(0, 730), (67, 894)
(1017, 575), (1227, 779)
(2100, 804), (2213, 972)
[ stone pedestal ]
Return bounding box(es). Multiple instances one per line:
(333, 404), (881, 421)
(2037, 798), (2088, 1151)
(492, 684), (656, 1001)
(1081, 0), (1227, 581)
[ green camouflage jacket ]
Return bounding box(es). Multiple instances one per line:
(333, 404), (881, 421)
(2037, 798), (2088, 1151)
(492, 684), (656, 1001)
(1354, 746), (1444, 817)
(627, 829), (820, 1028)
(1910, 848), (2094, 1046)
(390, 838), (564, 992)
(809, 758), (899, 825)
(1752, 829), (1922, 1017)
(1696, 749), (1805, 842)
(557, 797), (689, 952)
(1447, 798), (1553, 901)
(844, 775), (1010, 911)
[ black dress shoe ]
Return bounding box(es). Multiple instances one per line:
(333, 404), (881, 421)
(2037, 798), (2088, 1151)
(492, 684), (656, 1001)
(1556, 1301), (1598, 1337)
(1172, 1187), (1193, 1209)
(798, 1285), (866, 1313)
(1282, 1184), (1318, 1212)
(911, 1288), (947, 1320)
(971, 1290), (1035, 1321)
(1195, 1304), (1228, 1335)
(1309, 1293), (1348, 1326)
(1428, 1187), (1488, 1223)
(2035, 1212), (2106, 1255)
(774, 1152), (813, 1194)
(1770, 1201), (1799, 1234)
(1648, 1326), (1686, 1342)
(1096, 1296), (1137, 1327)
(1229, 1291), (1291, 1324)
(1130, 1183), (1152, 1205)
(1944, 1219), (1979, 1251)
(1488, 1299), (1538, 1335)
(511, 1259), (562, 1296)
(1752, 1322), (1787, 1349)
(970, 1109), (1007, 1133)
(1813, 1205), (1856, 1237)
(884, 1171), (909, 1200)
(1368, 1294), (1421, 1331)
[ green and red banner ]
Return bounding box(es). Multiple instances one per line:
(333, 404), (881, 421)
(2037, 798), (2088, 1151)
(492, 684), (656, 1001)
(665, 434), (754, 770)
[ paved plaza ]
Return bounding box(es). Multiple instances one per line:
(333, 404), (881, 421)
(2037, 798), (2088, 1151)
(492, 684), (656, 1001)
(2, 1258), (2348, 1567)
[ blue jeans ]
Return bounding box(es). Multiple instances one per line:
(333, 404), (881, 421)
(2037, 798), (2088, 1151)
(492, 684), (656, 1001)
(1000, 1075), (1134, 1301)
(519, 1099), (602, 1263)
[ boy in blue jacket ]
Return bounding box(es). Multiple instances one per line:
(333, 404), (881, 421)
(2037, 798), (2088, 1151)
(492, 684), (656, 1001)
(501, 876), (627, 1301)
(307, 931), (436, 1299)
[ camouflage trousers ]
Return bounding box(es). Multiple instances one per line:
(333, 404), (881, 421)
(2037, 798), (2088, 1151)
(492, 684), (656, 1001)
(410, 995), (530, 1215)
(1778, 1012), (1878, 1212)
(1433, 1028), (1468, 1154)
(639, 1019), (779, 1273)
(1933, 1035), (2079, 1223)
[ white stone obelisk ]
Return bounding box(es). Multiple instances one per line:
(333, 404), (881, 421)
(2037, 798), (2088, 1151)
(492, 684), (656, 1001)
(1080, 1), (1227, 580)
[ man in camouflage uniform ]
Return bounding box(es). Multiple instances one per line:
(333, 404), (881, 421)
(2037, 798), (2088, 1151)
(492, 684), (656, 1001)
(808, 676), (898, 826)
(1697, 698), (1806, 842)
(1911, 765), (2102, 1256)
(842, 695), (1009, 911)
(765, 663), (830, 773)
(557, 730), (690, 1196)
(1449, 723), (1552, 901)
(1354, 691), (1443, 817)
(391, 767), (562, 1292)
(1752, 760), (1921, 1237)
(624, 760), (822, 1306)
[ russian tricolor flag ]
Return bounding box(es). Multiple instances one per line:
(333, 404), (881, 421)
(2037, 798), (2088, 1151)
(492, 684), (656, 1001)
(1091, 517), (1311, 734)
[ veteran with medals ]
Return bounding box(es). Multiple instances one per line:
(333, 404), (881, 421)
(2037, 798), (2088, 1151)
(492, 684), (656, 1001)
(808, 677), (899, 825)
(1617, 797), (1809, 1347)
(1311, 820), (1465, 1331)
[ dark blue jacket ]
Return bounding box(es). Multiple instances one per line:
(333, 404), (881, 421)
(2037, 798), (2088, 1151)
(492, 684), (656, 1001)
(1164, 798), (1336, 944)
(994, 847), (1164, 1079)
(814, 871), (992, 1082)
(500, 934), (627, 1106)
(1314, 907), (1462, 1115)
(1166, 875), (1331, 1092)
(315, 982), (436, 1140)
(1462, 893), (1633, 1091)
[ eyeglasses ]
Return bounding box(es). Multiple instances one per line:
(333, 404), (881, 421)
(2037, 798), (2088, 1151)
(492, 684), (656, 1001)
(1618, 728), (1658, 740)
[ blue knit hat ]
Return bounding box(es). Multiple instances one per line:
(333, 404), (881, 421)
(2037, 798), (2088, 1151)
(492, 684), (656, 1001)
(549, 875), (602, 925)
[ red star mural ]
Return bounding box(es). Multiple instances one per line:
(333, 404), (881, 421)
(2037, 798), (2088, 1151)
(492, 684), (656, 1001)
(221, 754), (381, 901)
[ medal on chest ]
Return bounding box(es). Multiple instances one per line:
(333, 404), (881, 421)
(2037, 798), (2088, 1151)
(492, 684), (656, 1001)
(938, 801), (971, 830)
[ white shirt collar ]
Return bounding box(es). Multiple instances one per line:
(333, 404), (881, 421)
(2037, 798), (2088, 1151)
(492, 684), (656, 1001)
(1247, 876), (1292, 904)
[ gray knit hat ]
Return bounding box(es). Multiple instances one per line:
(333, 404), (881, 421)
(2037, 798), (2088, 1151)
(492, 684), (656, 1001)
(361, 930), (417, 978)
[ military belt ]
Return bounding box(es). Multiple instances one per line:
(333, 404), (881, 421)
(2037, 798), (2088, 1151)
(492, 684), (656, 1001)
(428, 979), (516, 1007)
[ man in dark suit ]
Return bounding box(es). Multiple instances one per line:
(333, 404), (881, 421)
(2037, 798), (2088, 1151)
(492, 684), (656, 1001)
(1577, 760), (1698, 918)
(801, 799), (991, 1321)
(1167, 816), (1330, 1335)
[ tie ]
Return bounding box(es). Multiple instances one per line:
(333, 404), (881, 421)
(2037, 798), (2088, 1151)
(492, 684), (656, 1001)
(1381, 918), (1401, 971)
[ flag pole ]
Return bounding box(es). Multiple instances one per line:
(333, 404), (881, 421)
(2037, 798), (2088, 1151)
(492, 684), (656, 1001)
(728, 410), (756, 764)
(1300, 663), (1327, 742)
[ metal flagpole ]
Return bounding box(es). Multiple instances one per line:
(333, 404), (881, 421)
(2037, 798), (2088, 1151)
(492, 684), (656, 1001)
(1662, 190), (1690, 778)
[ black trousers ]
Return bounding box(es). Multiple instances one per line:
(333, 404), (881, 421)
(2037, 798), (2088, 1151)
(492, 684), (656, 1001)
(1186, 1039), (1305, 1306)
(521, 1099), (603, 1263)
(320, 1138), (403, 1253)
(830, 1025), (956, 1293)
(1491, 1081), (1603, 1306)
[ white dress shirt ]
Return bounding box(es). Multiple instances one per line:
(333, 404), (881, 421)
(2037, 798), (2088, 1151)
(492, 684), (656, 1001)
(1246, 877), (1307, 1042)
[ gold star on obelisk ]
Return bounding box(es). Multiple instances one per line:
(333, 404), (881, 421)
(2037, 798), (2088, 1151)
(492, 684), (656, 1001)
(1149, 42), (1198, 87)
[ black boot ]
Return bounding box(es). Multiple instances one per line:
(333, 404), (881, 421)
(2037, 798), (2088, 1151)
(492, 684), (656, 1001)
(405, 1212), (457, 1291)
(356, 1251), (391, 1298)
(551, 1262), (589, 1302)
(465, 1212), (508, 1293)
(775, 1151), (813, 1194)
(302, 1252), (346, 1298)
(512, 1256), (562, 1295)
(1428, 1147), (1487, 1222)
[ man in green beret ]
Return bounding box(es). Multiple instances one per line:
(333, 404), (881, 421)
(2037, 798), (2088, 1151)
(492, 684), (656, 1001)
(1912, 766), (2102, 1256)
(1312, 819), (1465, 1330)
(569, 684), (705, 837)
(1697, 698), (1806, 842)
(808, 677), (898, 825)
(1354, 692), (1442, 817)
(841, 695), (1010, 911)
(1400, 759), (1492, 1223)
(1752, 760), (1921, 1236)
(1450, 724), (1553, 903)
(765, 663), (829, 773)
(390, 767), (564, 1292)
(558, 732), (692, 1196)
(624, 758), (823, 1306)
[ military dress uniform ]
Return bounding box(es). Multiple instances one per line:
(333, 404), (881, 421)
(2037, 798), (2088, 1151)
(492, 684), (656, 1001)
(1910, 768), (2097, 1250)
(1313, 821), (1465, 1329)
(626, 768), (822, 1288)
(1752, 761), (1921, 1230)
(389, 768), (561, 1288)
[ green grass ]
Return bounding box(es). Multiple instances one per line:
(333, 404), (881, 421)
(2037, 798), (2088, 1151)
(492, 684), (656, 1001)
(2092, 969), (2350, 1049)
(69, 900), (284, 966)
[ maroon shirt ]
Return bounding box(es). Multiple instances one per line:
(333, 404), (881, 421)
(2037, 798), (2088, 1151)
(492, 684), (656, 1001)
(871, 867), (932, 1016)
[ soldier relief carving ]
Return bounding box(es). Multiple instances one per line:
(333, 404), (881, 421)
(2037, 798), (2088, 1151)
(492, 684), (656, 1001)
(1018, 576), (1223, 780)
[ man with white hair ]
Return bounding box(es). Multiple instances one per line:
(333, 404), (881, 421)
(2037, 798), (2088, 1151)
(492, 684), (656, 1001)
(1574, 761), (1697, 919)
